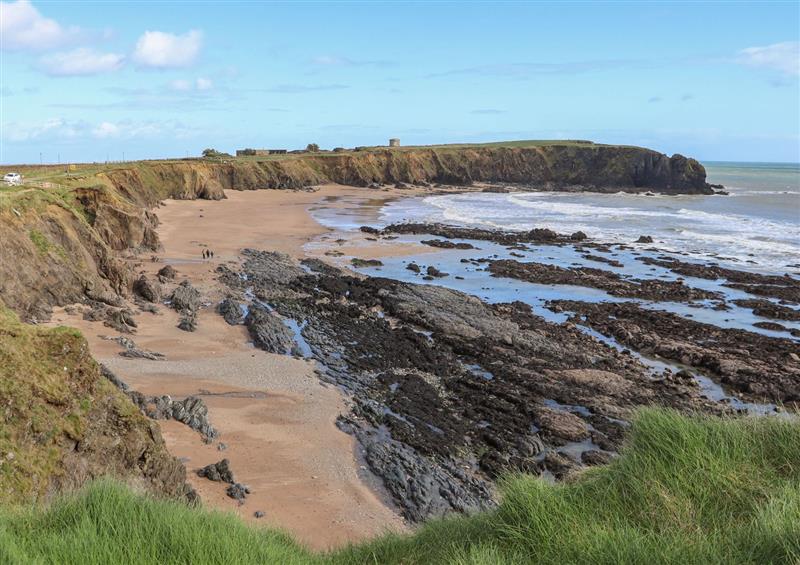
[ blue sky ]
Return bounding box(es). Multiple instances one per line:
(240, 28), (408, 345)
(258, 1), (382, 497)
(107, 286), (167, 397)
(1, 1), (798, 164)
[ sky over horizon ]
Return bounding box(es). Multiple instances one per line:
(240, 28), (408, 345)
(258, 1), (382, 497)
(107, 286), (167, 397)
(1, 0), (799, 165)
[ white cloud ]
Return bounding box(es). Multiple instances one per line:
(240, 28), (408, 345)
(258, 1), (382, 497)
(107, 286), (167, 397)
(196, 77), (212, 90)
(737, 41), (799, 77)
(0, 0), (81, 51)
(132, 30), (203, 68)
(4, 117), (88, 141)
(92, 121), (120, 138)
(39, 47), (124, 76)
(3, 118), (200, 142)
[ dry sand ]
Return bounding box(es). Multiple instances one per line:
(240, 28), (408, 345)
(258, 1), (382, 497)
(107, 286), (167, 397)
(48, 184), (439, 550)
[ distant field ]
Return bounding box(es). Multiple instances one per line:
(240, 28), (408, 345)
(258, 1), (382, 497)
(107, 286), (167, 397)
(1, 409), (798, 564)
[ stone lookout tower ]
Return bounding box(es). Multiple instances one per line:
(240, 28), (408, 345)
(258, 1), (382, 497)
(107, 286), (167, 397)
(389, 138), (400, 147)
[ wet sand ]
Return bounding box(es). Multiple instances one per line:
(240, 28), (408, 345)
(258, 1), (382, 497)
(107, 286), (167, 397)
(49, 184), (421, 549)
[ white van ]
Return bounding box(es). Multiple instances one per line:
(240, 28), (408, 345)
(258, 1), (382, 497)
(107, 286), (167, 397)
(3, 173), (22, 186)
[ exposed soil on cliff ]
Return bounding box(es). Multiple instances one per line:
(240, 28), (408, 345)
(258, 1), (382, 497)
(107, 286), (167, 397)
(0, 305), (192, 505)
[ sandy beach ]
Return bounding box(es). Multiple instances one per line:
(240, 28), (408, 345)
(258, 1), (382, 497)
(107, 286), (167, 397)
(48, 184), (428, 550)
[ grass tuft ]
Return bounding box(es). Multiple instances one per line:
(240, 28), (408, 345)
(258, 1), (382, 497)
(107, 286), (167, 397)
(0, 409), (798, 564)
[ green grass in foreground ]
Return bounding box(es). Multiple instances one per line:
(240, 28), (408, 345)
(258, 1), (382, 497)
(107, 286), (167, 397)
(1, 409), (798, 564)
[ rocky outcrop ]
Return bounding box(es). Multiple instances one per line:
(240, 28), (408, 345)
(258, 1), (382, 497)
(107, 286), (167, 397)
(488, 259), (722, 302)
(219, 250), (724, 522)
(245, 302), (295, 354)
(548, 300), (800, 404)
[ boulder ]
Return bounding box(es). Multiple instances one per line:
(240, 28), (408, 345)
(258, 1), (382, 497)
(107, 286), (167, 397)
(245, 303), (294, 354)
(178, 313), (197, 332)
(218, 297), (244, 325)
(226, 482), (251, 502)
(157, 264), (177, 282)
(133, 274), (161, 303)
(197, 459), (235, 484)
(170, 280), (201, 313)
(528, 228), (559, 241)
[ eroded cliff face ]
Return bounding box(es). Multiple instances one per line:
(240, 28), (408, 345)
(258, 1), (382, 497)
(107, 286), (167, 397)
(0, 306), (192, 505)
(0, 186), (157, 322)
(0, 143), (710, 323)
(91, 145), (711, 200)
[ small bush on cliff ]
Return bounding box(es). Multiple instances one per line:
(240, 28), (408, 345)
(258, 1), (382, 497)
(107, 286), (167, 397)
(1, 409), (798, 563)
(202, 148), (232, 159)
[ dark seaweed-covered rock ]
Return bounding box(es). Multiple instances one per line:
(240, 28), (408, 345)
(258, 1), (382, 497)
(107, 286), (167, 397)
(170, 280), (201, 313)
(637, 256), (800, 303)
(102, 367), (218, 441)
(753, 321), (787, 332)
(226, 482), (251, 502)
(351, 258), (383, 268)
(421, 239), (475, 250)
(177, 313), (197, 332)
(245, 302), (294, 354)
(548, 299), (800, 405)
(581, 450), (613, 466)
(426, 266), (448, 278)
(217, 250), (733, 523)
(733, 299), (800, 321)
(528, 228), (559, 241)
(197, 459), (235, 484)
(636, 235), (654, 243)
(218, 297), (244, 325)
(489, 259), (719, 302)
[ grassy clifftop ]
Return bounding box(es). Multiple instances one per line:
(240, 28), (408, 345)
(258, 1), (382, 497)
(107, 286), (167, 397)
(1, 410), (797, 563)
(17, 140), (712, 198)
(0, 305), (191, 506)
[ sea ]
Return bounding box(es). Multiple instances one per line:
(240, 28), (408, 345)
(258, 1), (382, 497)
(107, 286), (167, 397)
(377, 162), (800, 274)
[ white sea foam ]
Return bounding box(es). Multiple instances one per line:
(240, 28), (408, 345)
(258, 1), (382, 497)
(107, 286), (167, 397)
(381, 185), (799, 273)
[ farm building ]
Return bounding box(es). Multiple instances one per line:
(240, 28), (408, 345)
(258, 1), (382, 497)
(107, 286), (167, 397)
(236, 148), (288, 156)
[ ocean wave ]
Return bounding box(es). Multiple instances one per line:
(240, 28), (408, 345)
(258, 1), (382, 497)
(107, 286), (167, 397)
(405, 191), (799, 272)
